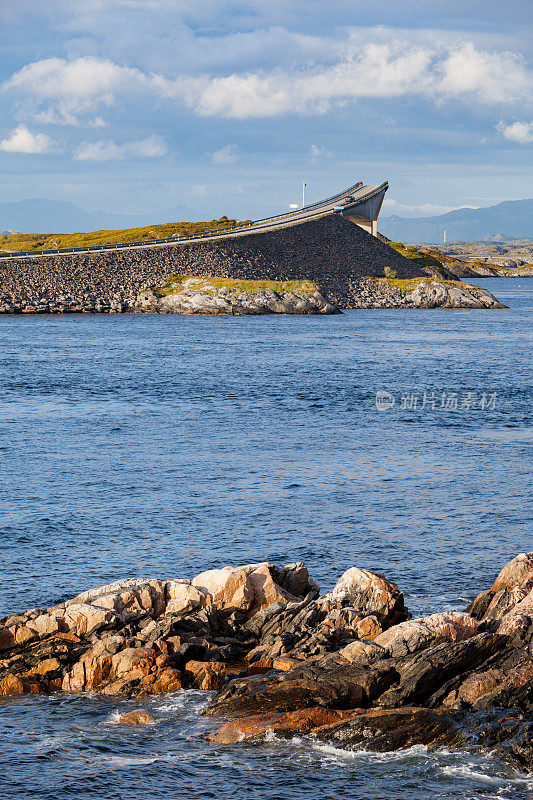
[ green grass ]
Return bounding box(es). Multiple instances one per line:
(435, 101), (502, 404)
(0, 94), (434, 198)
(387, 242), (454, 272)
(0, 217), (253, 253)
(155, 275), (320, 298)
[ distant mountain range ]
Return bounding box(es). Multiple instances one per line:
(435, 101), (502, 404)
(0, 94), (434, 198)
(0, 199), (200, 234)
(379, 199), (532, 243)
(2, 196), (531, 242)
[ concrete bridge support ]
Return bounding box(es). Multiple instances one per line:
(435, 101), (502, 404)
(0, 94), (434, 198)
(342, 183), (387, 237)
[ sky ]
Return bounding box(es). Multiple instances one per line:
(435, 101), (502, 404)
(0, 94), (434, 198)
(1, 0), (532, 221)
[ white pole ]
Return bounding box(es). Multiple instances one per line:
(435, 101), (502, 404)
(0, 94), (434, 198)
(302, 182), (306, 208)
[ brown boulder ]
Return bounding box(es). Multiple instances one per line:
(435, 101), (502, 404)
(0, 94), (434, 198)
(0, 674), (25, 697)
(118, 709), (156, 725)
(0, 626), (16, 652)
(23, 657), (61, 678)
(371, 612), (478, 658)
(61, 635), (125, 691)
(165, 581), (208, 616)
(354, 615), (383, 640)
(203, 660), (389, 718)
(441, 660), (533, 711)
(497, 589), (533, 635)
(0, 674), (43, 697)
(207, 707), (358, 744)
(273, 563), (318, 598)
(321, 566), (408, 625)
(138, 667), (182, 695)
(468, 552), (533, 622)
(313, 707), (462, 752)
(247, 565), (299, 615)
(110, 647), (156, 683)
(192, 567), (254, 612)
(183, 660), (226, 691)
(492, 552), (533, 592)
(336, 639), (385, 664)
(62, 603), (119, 637)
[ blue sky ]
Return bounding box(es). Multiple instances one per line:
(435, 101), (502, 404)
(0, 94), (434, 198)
(1, 0), (532, 221)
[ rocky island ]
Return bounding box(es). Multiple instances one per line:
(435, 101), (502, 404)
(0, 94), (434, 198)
(0, 215), (507, 313)
(1, 553), (531, 772)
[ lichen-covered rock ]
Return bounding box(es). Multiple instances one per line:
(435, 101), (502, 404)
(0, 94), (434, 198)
(67, 578), (167, 620)
(157, 283), (338, 315)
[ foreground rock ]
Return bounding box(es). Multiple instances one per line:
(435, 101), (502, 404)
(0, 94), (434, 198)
(202, 554), (533, 771)
(137, 277), (338, 315)
(118, 709), (156, 725)
(347, 276), (506, 309)
(0, 561), (326, 698)
(207, 707), (357, 744)
(1, 553), (532, 772)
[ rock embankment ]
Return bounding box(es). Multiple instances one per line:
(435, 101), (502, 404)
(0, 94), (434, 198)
(0, 215), (424, 314)
(138, 277), (338, 315)
(0, 215), (507, 312)
(1, 553), (532, 770)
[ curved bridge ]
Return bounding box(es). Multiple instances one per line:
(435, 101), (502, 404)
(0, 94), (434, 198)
(0, 181), (388, 260)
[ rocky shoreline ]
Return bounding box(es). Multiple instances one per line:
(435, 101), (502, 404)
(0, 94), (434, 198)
(1, 553), (531, 772)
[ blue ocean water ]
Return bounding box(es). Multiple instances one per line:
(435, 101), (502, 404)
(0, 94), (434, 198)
(0, 278), (531, 798)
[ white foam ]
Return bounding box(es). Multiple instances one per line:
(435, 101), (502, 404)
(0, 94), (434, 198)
(103, 710), (122, 725)
(310, 741), (430, 763)
(441, 763), (533, 787)
(104, 755), (160, 767)
(154, 689), (209, 713)
(440, 764), (504, 785)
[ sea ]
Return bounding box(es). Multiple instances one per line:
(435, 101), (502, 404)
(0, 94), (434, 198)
(0, 278), (531, 799)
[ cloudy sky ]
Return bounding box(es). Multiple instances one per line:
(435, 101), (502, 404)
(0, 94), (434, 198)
(1, 0), (532, 221)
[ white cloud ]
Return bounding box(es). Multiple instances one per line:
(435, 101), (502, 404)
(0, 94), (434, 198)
(0, 124), (54, 153)
(497, 120), (533, 144)
(75, 135), (166, 161)
(310, 144), (332, 159)
(4, 56), (145, 99)
(3, 41), (532, 124)
(163, 41), (531, 118)
(211, 144), (239, 164)
(3, 56), (148, 125)
(439, 42), (531, 104)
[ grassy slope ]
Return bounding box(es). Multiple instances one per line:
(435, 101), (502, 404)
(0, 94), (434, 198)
(387, 241), (511, 274)
(0, 217), (252, 253)
(155, 275), (319, 297)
